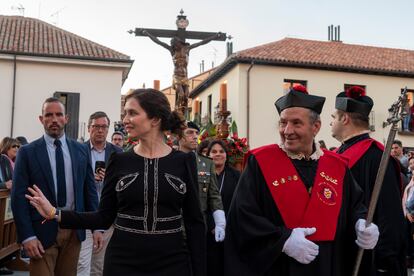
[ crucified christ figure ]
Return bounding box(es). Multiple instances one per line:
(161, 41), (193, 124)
(142, 30), (223, 115)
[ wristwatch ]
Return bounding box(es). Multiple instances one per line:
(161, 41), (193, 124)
(54, 209), (61, 220)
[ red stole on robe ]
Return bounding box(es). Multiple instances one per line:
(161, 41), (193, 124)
(335, 137), (403, 193)
(335, 138), (384, 168)
(250, 144), (346, 241)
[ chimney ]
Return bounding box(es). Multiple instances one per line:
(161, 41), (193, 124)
(226, 41), (233, 57)
(328, 25), (341, 42)
(153, 80), (160, 90)
(337, 25), (341, 41)
(328, 25), (330, 41)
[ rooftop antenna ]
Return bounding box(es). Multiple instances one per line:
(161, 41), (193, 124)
(38, 2), (41, 19)
(11, 4), (25, 16)
(211, 46), (218, 67)
(50, 7), (66, 25)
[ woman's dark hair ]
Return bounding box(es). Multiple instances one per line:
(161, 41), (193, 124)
(207, 139), (229, 165)
(124, 89), (185, 136)
(197, 140), (210, 156)
(0, 137), (20, 156)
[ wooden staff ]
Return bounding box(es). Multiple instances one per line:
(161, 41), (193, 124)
(352, 87), (408, 276)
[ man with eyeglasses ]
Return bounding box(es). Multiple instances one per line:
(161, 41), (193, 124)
(77, 111), (122, 276)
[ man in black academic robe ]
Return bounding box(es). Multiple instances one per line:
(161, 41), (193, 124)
(225, 85), (379, 276)
(331, 86), (406, 276)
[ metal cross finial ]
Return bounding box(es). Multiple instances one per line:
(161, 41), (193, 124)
(384, 86), (408, 127)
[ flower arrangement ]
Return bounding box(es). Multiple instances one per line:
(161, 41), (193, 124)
(198, 120), (249, 167)
(223, 134), (249, 166)
(123, 136), (139, 151)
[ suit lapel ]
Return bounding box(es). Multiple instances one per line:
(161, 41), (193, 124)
(84, 140), (92, 165)
(34, 138), (56, 202)
(105, 144), (112, 164)
(66, 139), (78, 192)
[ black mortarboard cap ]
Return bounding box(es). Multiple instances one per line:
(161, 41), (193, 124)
(275, 85), (326, 114)
(335, 86), (373, 117)
(186, 121), (200, 132)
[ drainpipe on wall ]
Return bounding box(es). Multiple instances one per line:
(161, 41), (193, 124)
(246, 62), (254, 144)
(10, 55), (17, 137)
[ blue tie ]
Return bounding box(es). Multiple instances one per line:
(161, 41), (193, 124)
(54, 139), (66, 207)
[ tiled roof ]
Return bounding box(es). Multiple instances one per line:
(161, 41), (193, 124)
(234, 38), (414, 75)
(0, 15), (131, 62)
(191, 38), (414, 97)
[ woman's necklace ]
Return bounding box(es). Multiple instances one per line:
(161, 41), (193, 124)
(219, 171), (226, 193)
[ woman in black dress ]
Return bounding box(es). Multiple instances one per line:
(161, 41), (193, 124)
(206, 139), (240, 276)
(27, 89), (206, 276)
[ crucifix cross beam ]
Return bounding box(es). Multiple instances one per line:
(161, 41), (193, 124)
(129, 10), (228, 118)
(131, 28), (227, 41)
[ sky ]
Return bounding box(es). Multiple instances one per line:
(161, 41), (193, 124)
(1, 0), (414, 94)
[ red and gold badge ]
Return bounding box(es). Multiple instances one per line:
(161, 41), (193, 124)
(316, 182), (337, 206)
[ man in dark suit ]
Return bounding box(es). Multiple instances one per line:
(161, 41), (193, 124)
(77, 111), (122, 276)
(11, 97), (98, 276)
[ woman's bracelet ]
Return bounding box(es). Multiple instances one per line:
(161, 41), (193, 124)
(41, 207), (56, 224)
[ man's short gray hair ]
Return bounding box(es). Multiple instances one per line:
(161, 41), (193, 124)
(308, 110), (321, 124)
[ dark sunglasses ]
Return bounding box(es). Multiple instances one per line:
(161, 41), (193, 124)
(12, 145), (20, 149)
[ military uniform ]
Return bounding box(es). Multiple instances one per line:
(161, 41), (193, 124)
(196, 153), (223, 217)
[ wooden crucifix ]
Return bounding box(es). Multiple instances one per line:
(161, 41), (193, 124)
(128, 9), (227, 117)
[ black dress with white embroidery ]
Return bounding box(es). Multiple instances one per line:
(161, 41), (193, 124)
(60, 150), (206, 276)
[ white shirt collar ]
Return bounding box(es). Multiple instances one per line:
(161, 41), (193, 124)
(279, 141), (324, 161)
(44, 133), (66, 147)
(90, 141), (107, 152)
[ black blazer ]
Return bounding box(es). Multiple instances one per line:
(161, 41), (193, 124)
(220, 166), (241, 214)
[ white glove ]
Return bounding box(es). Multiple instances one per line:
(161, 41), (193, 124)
(355, 219), (379, 249)
(213, 210), (226, 242)
(282, 227), (319, 264)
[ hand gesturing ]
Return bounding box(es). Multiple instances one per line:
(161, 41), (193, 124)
(25, 185), (55, 220)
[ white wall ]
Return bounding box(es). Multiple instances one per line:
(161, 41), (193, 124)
(0, 59), (14, 137)
(195, 67), (240, 129)
(196, 64), (414, 150)
(0, 57), (124, 142)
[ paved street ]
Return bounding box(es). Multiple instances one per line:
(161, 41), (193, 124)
(12, 271), (28, 276)
(7, 269), (414, 275)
